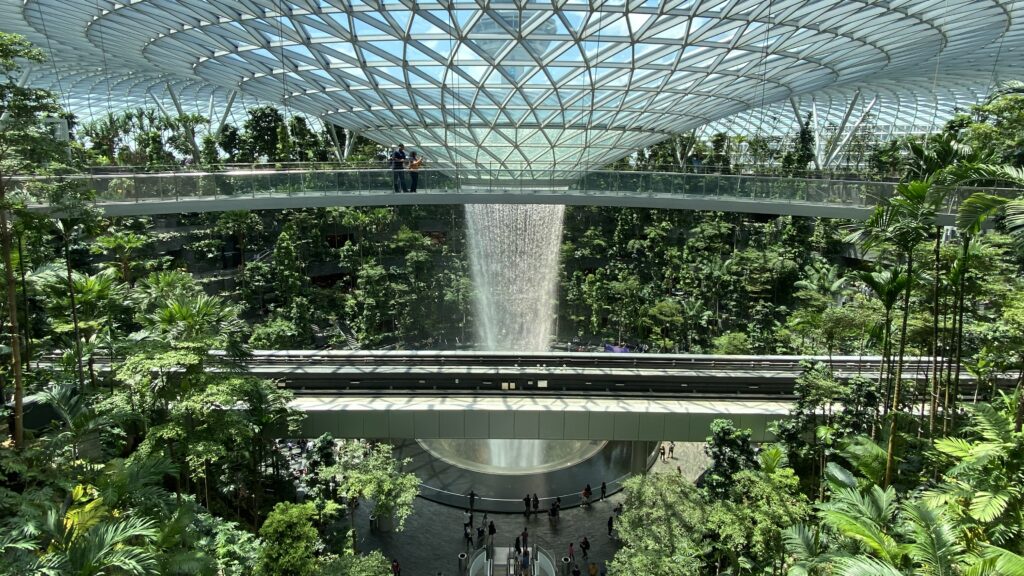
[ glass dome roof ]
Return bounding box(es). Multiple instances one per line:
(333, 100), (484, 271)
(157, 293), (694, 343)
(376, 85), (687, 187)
(6, 1), (1023, 175)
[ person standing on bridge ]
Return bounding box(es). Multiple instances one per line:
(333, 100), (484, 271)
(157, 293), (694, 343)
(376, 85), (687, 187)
(408, 151), (423, 192)
(390, 144), (408, 193)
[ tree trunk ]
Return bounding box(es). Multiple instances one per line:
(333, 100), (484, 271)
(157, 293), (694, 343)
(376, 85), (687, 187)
(884, 258), (913, 488)
(63, 231), (85, 389)
(928, 227), (942, 438)
(950, 238), (970, 431)
(0, 178), (26, 448)
(16, 233), (31, 372)
(878, 307), (892, 419)
(1015, 376), (1023, 434)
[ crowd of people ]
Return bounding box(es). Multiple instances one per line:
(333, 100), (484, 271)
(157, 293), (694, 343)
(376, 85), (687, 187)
(451, 484), (625, 576)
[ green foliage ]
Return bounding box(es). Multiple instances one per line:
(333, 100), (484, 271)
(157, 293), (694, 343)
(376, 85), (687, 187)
(240, 106), (286, 163)
(782, 113), (815, 175)
(328, 442), (419, 531)
(317, 550), (391, 576)
(703, 419), (757, 496)
(256, 502), (322, 576)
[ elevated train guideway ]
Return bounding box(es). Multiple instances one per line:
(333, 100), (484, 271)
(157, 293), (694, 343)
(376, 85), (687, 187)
(21, 168), (1014, 221)
(244, 351), (1002, 442)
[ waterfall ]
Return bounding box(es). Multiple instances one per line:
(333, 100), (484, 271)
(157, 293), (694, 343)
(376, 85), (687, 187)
(465, 204), (566, 351)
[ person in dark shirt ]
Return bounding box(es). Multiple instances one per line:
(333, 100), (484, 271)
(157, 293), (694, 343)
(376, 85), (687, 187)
(390, 144), (408, 193)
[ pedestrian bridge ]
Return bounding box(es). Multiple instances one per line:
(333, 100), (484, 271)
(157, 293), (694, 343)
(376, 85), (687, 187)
(253, 350), (995, 442)
(21, 168), (997, 220)
(291, 395), (791, 443)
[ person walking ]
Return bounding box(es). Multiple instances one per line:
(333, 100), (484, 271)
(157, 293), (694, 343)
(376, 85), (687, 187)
(520, 549), (531, 576)
(659, 443), (666, 463)
(463, 509), (472, 529)
(568, 542), (575, 562)
(488, 520), (496, 546)
(588, 563), (599, 576)
(408, 151), (423, 193)
(464, 524), (473, 548)
(523, 494), (531, 516)
(521, 527), (529, 550)
(580, 537), (590, 560)
(390, 144), (408, 193)
(515, 535), (522, 556)
(531, 493), (539, 515)
(668, 441), (675, 459)
(571, 563), (581, 576)
(468, 490), (476, 512)
(600, 481), (607, 501)
(391, 559), (401, 576)
(607, 515), (614, 537)
(582, 484), (592, 507)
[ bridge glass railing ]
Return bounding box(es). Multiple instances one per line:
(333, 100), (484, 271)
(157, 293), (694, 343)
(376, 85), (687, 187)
(17, 168), (1018, 212)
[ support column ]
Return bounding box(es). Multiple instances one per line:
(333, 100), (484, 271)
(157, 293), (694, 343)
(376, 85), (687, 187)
(629, 441), (653, 474)
(822, 89), (861, 167)
(824, 95), (878, 169)
(343, 128), (356, 160)
(325, 122), (344, 162)
(215, 90), (237, 137)
(810, 98), (823, 171)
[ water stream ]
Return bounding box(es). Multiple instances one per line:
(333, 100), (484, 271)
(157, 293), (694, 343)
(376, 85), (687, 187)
(419, 204), (595, 476)
(464, 204), (566, 351)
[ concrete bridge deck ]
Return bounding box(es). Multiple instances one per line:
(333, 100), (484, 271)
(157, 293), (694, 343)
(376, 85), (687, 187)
(293, 394), (791, 443)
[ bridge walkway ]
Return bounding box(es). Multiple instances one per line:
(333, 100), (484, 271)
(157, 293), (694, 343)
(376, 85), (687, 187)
(20, 169), (1011, 219)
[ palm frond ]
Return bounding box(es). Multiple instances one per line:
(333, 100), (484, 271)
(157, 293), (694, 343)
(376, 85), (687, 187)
(832, 555), (905, 576)
(968, 491), (1011, 524)
(956, 192), (1007, 235)
(903, 502), (963, 576)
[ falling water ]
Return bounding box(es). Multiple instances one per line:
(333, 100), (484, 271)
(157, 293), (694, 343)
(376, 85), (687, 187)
(442, 203), (599, 475)
(465, 203), (566, 351)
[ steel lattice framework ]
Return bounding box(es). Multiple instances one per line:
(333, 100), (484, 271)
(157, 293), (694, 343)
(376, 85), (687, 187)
(4, 1), (1022, 175)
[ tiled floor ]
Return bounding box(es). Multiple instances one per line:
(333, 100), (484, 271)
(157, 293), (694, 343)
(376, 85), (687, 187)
(354, 442), (708, 575)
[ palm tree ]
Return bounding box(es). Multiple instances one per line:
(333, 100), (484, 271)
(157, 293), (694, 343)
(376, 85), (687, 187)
(31, 382), (107, 465)
(924, 397), (1024, 550)
(789, 485), (967, 576)
(35, 509), (159, 575)
(795, 260), (849, 304)
(143, 293), (249, 368)
(854, 268), (907, 418)
(849, 177), (954, 486)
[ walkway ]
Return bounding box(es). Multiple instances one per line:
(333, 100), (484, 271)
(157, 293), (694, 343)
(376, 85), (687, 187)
(354, 442), (708, 575)
(292, 395), (791, 443)
(21, 168), (1003, 220)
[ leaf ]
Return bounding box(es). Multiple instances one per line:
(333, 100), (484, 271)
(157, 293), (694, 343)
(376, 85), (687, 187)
(956, 192), (1007, 235)
(903, 501), (963, 576)
(969, 491), (1010, 523)
(825, 462), (857, 490)
(832, 555), (905, 576)
(934, 437), (973, 458)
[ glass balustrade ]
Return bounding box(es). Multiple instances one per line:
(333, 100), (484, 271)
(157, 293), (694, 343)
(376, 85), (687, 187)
(14, 168), (1015, 213)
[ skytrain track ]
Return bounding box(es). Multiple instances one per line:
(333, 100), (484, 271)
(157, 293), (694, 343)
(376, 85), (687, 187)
(230, 351), (1011, 399)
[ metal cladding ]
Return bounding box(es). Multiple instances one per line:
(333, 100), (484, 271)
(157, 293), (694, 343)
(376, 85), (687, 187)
(6, 1), (1023, 172)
